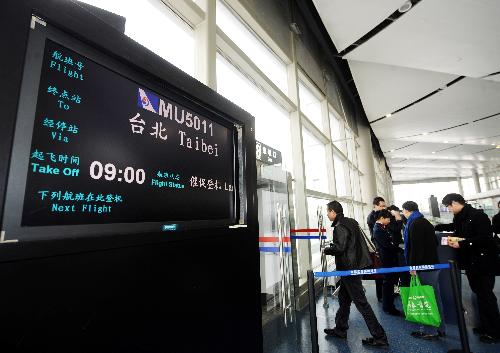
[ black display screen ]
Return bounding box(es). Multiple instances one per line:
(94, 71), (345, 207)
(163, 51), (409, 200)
(19, 39), (236, 227)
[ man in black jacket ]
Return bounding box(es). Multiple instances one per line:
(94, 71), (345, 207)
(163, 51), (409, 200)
(372, 209), (402, 316)
(368, 197), (404, 300)
(367, 197), (387, 237)
(436, 193), (500, 343)
(323, 201), (388, 347)
(493, 200), (500, 236)
(402, 201), (445, 340)
(367, 197), (388, 302)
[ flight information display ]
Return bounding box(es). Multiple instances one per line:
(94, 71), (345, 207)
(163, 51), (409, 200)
(20, 39), (236, 227)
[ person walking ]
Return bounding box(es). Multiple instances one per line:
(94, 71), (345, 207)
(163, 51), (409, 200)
(323, 201), (388, 347)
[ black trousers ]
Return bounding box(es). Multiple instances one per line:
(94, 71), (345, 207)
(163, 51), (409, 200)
(467, 272), (500, 337)
(382, 272), (399, 312)
(335, 275), (386, 339)
(375, 279), (383, 300)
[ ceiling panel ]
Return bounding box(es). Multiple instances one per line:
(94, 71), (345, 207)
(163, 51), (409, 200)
(484, 73), (500, 83)
(376, 117), (500, 147)
(379, 139), (418, 153)
(314, 0), (500, 182)
(388, 159), (491, 169)
(371, 78), (500, 140)
(390, 167), (474, 180)
(312, 0), (404, 52)
(345, 0), (500, 77)
(349, 60), (457, 121)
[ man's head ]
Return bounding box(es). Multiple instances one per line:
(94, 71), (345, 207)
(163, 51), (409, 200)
(326, 200), (343, 222)
(497, 200), (500, 209)
(373, 196), (386, 211)
(402, 201), (419, 218)
(442, 193), (466, 215)
(375, 209), (392, 226)
(387, 205), (400, 212)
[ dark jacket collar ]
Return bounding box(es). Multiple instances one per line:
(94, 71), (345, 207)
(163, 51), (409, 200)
(454, 203), (473, 222)
(332, 213), (344, 227)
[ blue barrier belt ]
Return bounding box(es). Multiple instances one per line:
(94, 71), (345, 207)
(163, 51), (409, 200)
(314, 263), (450, 277)
(259, 247), (291, 253)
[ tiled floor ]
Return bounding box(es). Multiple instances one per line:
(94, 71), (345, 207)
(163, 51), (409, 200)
(263, 276), (500, 353)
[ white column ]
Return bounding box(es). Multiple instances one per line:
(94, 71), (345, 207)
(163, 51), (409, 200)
(194, 0), (216, 90)
(484, 173), (492, 191)
(357, 123), (377, 203)
(457, 177), (464, 195)
(287, 30), (310, 286)
(472, 171), (481, 194)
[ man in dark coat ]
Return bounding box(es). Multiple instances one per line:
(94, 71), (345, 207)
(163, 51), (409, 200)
(372, 209), (402, 316)
(436, 193), (500, 343)
(402, 201), (446, 340)
(493, 200), (500, 236)
(323, 201), (388, 347)
(367, 196), (388, 302)
(367, 196), (386, 237)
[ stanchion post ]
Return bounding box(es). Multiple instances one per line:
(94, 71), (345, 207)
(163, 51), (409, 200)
(307, 270), (319, 353)
(448, 260), (473, 353)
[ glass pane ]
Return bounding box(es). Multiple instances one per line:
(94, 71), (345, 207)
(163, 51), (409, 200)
(302, 129), (328, 193)
(352, 169), (362, 201)
(329, 112), (346, 153)
(78, 0), (195, 76)
(393, 180), (460, 216)
(346, 130), (357, 166)
(216, 54), (293, 172)
(216, 0), (288, 94)
(333, 154), (347, 197)
(354, 205), (364, 225)
(461, 178), (475, 197)
(479, 176), (487, 192)
(343, 201), (354, 218)
(299, 81), (323, 129)
(306, 196), (330, 270)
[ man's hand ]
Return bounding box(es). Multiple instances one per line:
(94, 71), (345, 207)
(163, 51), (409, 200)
(324, 246), (335, 256)
(390, 210), (402, 221)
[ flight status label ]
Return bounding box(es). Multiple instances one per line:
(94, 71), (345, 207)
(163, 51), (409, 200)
(21, 39), (236, 226)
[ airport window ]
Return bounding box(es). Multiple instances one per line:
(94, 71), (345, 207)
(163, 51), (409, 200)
(490, 175), (500, 189)
(340, 200), (352, 217)
(302, 128), (329, 193)
(351, 168), (362, 201)
(306, 196), (329, 270)
(216, 54), (292, 172)
(461, 177), (476, 197)
(333, 154), (347, 197)
(299, 81), (323, 130)
(479, 176), (487, 193)
(216, 0), (288, 94)
(354, 205), (364, 226)
(329, 112), (346, 154)
(79, 0), (195, 76)
(346, 130), (357, 166)
(393, 181), (460, 215)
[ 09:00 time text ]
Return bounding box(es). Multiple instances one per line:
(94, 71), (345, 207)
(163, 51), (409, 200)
(89, 161), (145, 184)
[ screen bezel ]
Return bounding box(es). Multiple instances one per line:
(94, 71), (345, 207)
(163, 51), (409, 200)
(1, 18), (246, 242)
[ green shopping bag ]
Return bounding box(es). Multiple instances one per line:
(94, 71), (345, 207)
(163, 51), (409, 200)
(400, 275), (441, 327)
